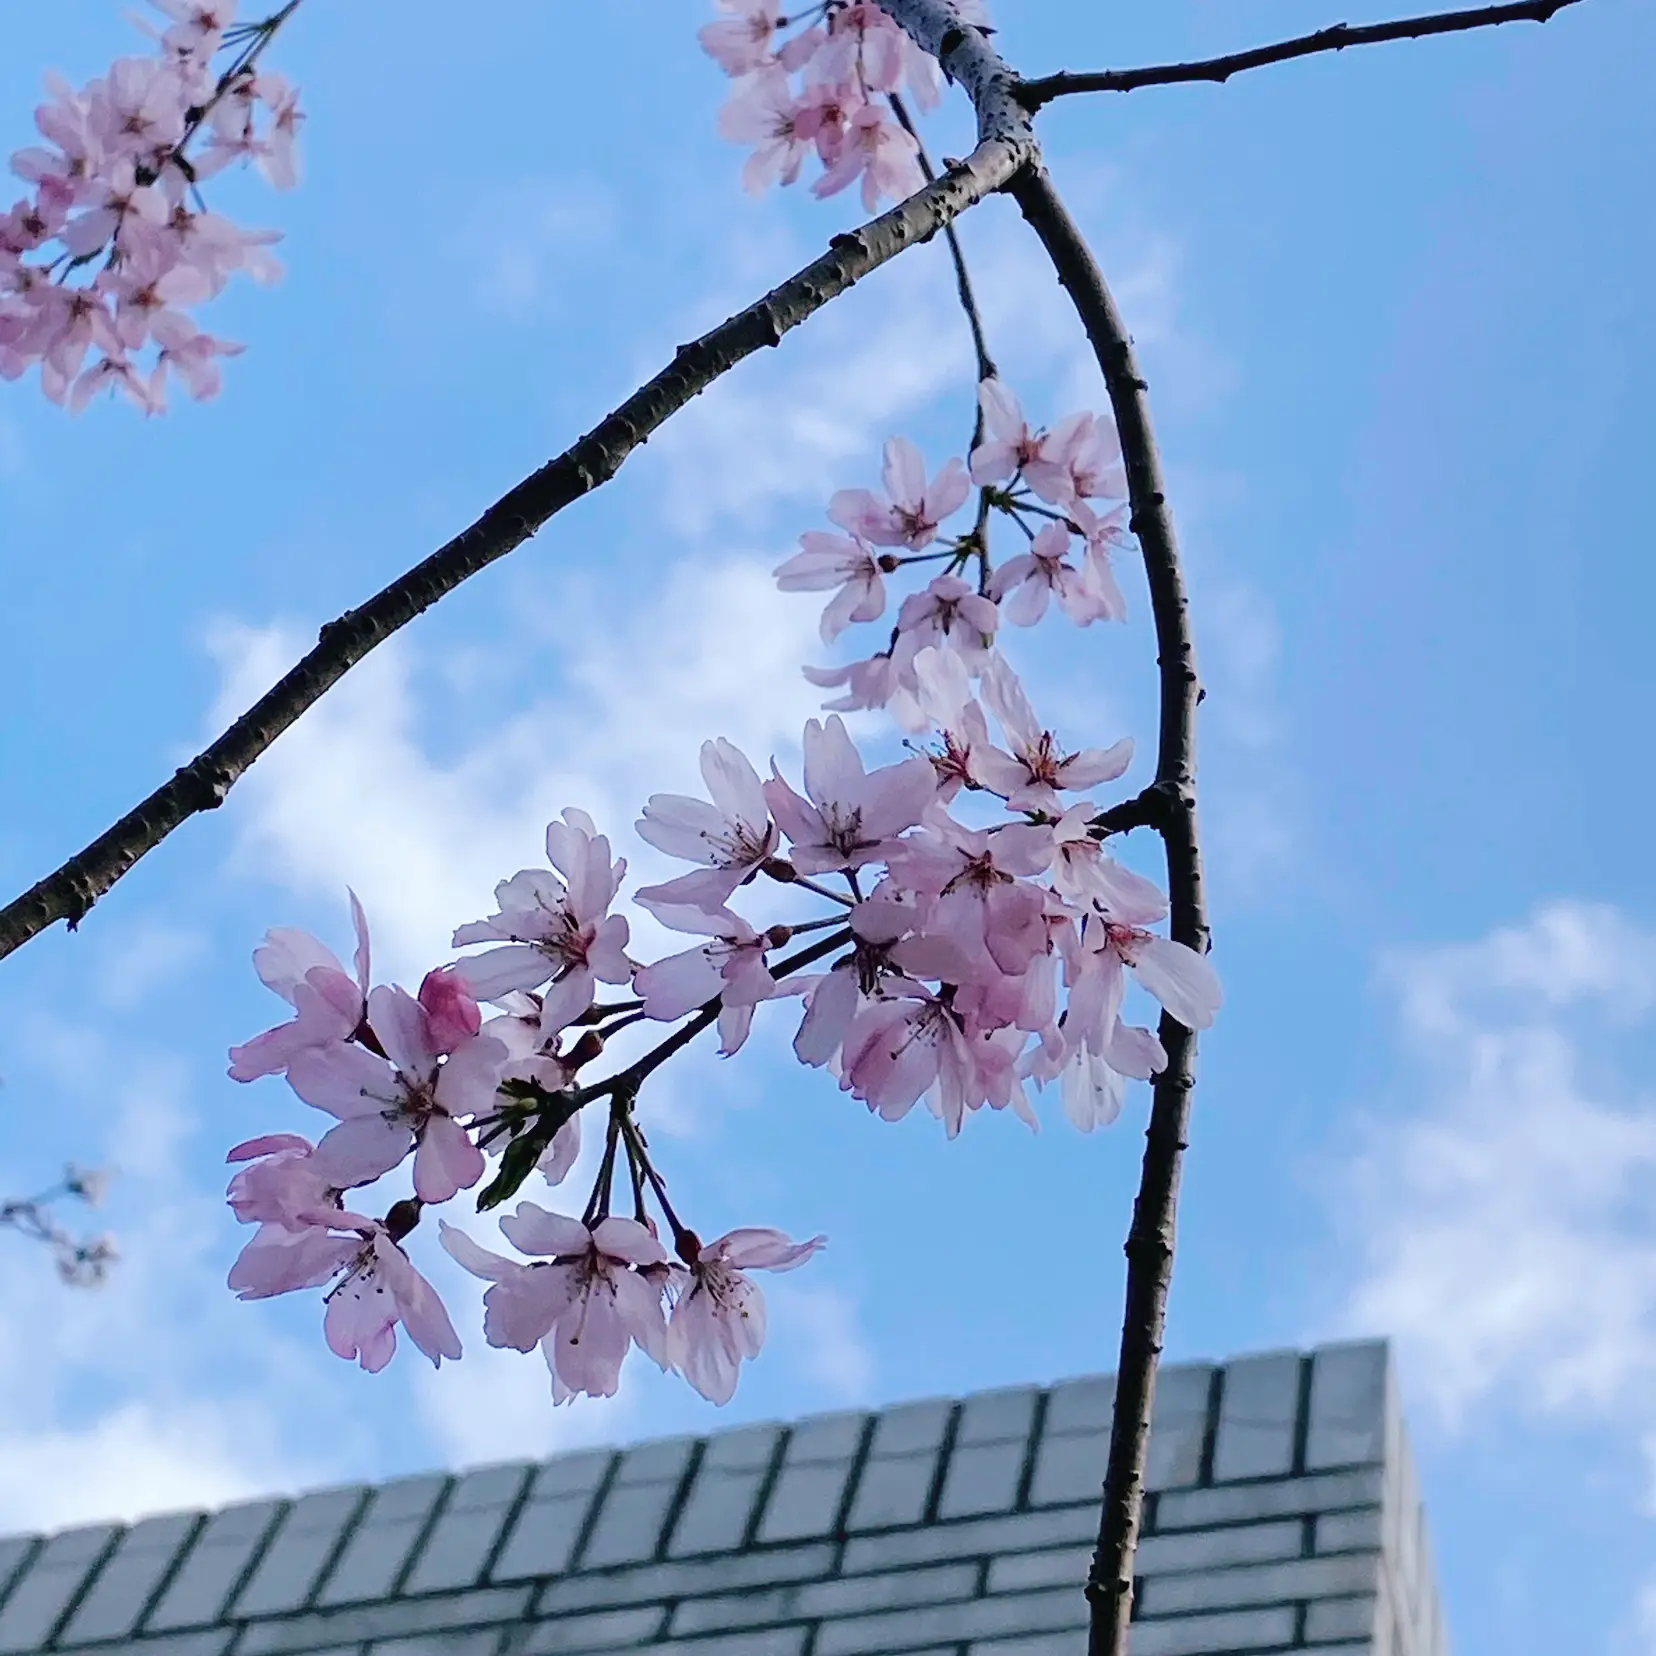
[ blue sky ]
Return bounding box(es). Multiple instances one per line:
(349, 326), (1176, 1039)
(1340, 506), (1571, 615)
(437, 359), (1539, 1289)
(2, 1), (1653, 1650)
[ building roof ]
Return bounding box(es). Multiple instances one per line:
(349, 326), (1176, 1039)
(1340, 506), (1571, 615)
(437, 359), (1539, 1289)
(0, 1339), (1445, 1656)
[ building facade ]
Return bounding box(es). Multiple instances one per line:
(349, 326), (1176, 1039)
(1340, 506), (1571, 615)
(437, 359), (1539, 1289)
(0, 1339), (1446, 1656)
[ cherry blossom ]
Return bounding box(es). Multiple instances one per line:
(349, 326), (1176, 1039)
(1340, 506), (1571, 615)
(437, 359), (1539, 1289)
(323, 1219), (462, 1373)
(632, 906), (779, 1055)
(442, 1207), (671, 1402)
(1050, 807), (1171, 915)
(885, 804), (1053, 980)
(3, 5), (301, 411)
(774, 530), (886, 643)
(670, 1227), (825, 1404)
(812, 101), (923, 210)
(829, 437), (969, 551)
(228, 892), (371, 1082)
(892, 575), (999, 674)
(1065, 909), (1222, 1054)
(636, 740), (777, 911)
(286, 983), (506, 1203)
(452, 808), (632, 1035)
(969, 380), (1076, 502)
(699, 0), (788, 76)
(717, 70), (817, 195)
(973, 656), (1134, 816)
(991, 522), (1125, 628)
(764, 714), (936, 874)
(225, 1132), (336, 1229)
(912, 645), (992, 801)
(208, 0), (1241, 1406)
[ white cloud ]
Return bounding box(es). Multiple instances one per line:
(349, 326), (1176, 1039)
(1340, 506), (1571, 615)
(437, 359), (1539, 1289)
(466, 177), (617, 321)
(0, 1403), (288, 1533)
(1333, 901), (1656, 1423)
(0, 1016), (347, 1532)
(208, 553), (825, 978)
(769, 1281), (876, 1404)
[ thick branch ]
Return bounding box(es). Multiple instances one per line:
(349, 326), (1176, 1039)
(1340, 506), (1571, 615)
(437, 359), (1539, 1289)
(1007, 167), (1208, 1656)
(1019, 0), (1582, 107)
(0, 136), (1033, 962)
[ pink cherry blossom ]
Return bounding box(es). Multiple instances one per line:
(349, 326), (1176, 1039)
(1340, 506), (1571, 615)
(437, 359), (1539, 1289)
(1057, 409), (1128, 502)
(968, 381), (1078, 504)
(774, 530), (886, 643)
(812, 102), (923, 211)
(228, 891), (371, 1082)
(991, 522), (1125, 627)
(1056, 1020), (1168, 1132)
(323, 1220), (461, 1373)
(227, 1213), (356, 1302)
(1065, 909), (1222, 1050)
(717, 69), (816, 196)
(788, 958), (865, 1069)
(3, 14), (298, 411)
(892, 575), (999, 675)
(801, 650), (901, 718)
(452, 808), (632, 1035)
(1050, 807), (1171, 915)
(225, 1132), (336, 1229)
(840, 986), (1021, 1135)
(442, 1207), (671, 1402)
(670, 1227), (825, 1404)
(635, 740), (777, 911)
(286, 984), (506, 1203)
(812, 2), (903, 88)
(973, 656), (1134, 816)
(912, 645), (992, 801)
(698, 0), (787, 76)
(632, 906), (778, 1056)
(763, 714), (936, 874)
(829, 437), (969, 551)
(418, 966), (482, 1054)
(885, 803), (1054, 980)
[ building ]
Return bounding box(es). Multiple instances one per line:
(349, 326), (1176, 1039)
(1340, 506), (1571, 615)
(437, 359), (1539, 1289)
(0, 1339), (1446, 1656)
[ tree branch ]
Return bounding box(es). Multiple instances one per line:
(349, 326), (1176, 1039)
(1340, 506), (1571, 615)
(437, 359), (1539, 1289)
(1007, 166), (1208, 1656)
(1019, 0), (1583, 107)
(0, 135), (1034, 963)
(873, 7), (1210, 1654)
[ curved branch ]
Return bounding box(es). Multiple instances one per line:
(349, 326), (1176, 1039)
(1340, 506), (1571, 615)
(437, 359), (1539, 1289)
(0, 135), (1033, 962)
(1019, 0), (1582, 107)
(873, 7), (1208, 1654)
(1007, 167), (1207, 1656)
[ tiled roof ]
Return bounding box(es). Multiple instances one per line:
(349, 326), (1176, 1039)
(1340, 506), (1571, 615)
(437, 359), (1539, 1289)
(0, 1339), (1446, 1656)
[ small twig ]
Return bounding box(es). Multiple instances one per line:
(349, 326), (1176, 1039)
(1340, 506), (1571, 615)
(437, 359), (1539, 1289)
(0, 132), (1035, 962)
(887, 89), (997, 446)
(1018, 0), (1583, 108)
(581, 928), (852, 1102)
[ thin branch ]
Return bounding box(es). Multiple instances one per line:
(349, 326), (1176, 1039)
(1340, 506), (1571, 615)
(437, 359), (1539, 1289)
(585, 928), (852, 1101)
(1006, 167), (1208, 1656)
(1018, 0), (1583, 108)
(0, 134), (1034, 963)
(888, 91), (998, 406)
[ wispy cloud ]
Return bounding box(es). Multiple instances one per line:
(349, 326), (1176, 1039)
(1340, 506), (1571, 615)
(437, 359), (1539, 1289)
(1332, 901), (1656, 1423)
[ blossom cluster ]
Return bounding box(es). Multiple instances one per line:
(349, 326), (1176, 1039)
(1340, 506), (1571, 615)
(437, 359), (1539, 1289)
(1, 1), (300, 414)
(222, 373), (1220, 1408)
(1, 1164), (118, 1287)
(700, 0), (987, 208)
